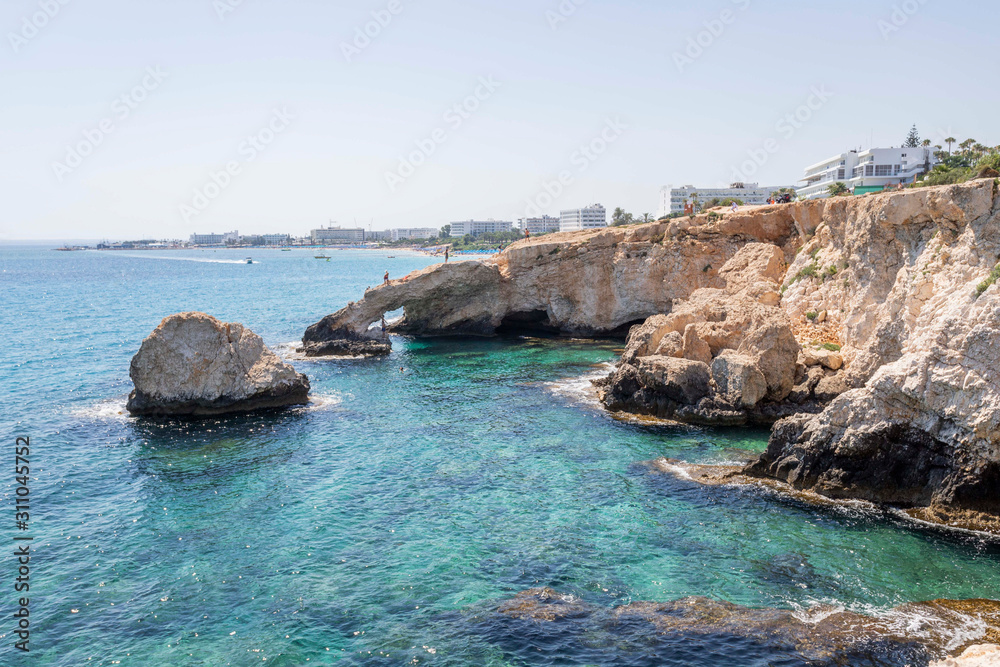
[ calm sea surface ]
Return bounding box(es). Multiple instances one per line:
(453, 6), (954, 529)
(2, 245), (999, 666)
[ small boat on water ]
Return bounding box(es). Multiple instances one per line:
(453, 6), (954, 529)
(245, 257), (254, 264)
(314, 254), (330, 259)
(281, 249), (291, 252)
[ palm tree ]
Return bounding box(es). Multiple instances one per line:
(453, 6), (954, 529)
(974, 143), (987, 157)
(921, 139), (932, 148)
(945, 137), (956, 154)
(960, 139), (976, 154)
(827, 182), (850, 197)
(641, 213), (653, 223)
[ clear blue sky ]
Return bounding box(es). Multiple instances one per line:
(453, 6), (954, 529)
(1, 0), (996, 240)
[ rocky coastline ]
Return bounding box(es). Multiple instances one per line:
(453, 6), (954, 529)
(301, 179), (1000, 534)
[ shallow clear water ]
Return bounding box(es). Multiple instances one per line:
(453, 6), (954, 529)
(2, 245), (999, 666)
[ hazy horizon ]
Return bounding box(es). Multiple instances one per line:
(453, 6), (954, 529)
(1, 0), (996, 240)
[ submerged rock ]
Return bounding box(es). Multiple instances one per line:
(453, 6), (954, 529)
(489, 587), (1000, 665)
(127, 312), (310, 417)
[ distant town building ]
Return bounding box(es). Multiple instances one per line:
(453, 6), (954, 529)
(796, 147), (939, 200)
(449, 220), (513, 237)
(391, 228), (438, 241)
(222, 230), (240, 244)
(190, 232), (228, 245)
(261, 234), (291, 246)
(518, 216), (562, 235)
(559, 204), (607, 232)
(311, 226), (366, 244)
(660, 184), (791, 216)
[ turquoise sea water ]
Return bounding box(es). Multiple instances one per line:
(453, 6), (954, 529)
(3, 245), (1000, 666)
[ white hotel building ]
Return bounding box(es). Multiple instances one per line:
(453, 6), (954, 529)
(390, 228), (438, 241)
(796, 147), (938, 200)
(449, 220), (513, 237)
(660, 184), (792, 217)
(559, 204), (607, 232)
(517, 216), (562, 235)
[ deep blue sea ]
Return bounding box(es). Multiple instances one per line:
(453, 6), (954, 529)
(2, 245), (1000, 666)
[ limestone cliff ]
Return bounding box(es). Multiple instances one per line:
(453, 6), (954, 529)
(301, 210), (803, 355)
(747, 179), (1000, 525)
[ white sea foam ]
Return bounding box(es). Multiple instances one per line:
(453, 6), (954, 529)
(789, 598), (988, 652)
(541, 362), (616, 407)
(294, 393), (343, 412)
(274, 341), (309, 361)
(72, 397), (133, 422)
(658, 462), (694, 480)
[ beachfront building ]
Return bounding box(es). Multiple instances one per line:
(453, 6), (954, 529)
(796, 147), (939, 200)
(559, 204), (607, 232)
(518, 216), (562, 235)
(660, 184), (791, 217)
(189, 231), (239, 245)
(261, 234), (291, 245)
(391, 228), (438, 241)
(311, 226), (366, 244)
(449, 220), (513, 237)
(190, 232), (223, 245)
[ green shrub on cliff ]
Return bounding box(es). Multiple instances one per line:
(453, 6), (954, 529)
(975, 263), (1000, 298)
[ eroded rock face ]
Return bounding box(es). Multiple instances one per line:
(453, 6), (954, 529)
(747, 180), (1000, 520)
(127, 312), (310, 417)
(302, 211), (803, 356)
(599, 243), (812, 425)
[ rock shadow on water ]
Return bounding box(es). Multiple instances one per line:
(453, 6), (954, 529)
(123, 408), (319, 484)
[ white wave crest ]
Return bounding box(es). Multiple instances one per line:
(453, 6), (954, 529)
(541, 362), (616, 407)
(72, 397), (133, 422)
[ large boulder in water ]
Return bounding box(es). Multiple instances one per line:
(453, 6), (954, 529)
(126, 312), (310, 417)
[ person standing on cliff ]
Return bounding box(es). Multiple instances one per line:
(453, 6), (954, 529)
(445, 248), (449, 263)
(524, 229), (530, 239)
(383, 270), (390, 285)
